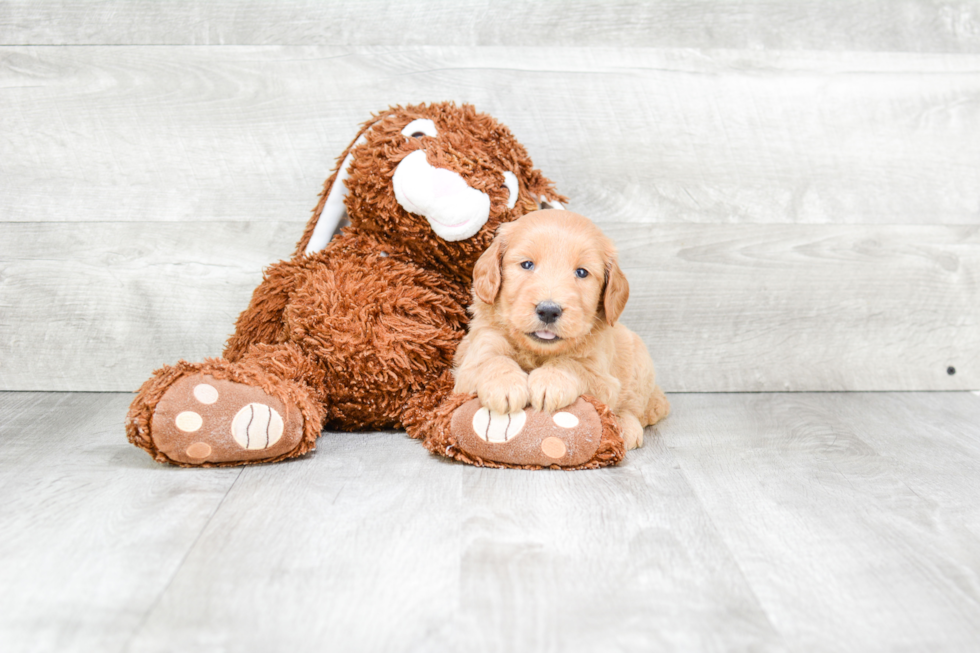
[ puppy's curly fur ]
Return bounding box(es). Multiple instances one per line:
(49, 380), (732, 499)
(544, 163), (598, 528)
(453, 210), (669, 449)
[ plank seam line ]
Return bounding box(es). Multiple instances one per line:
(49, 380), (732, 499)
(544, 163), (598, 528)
(661, 442), (781, 636)
(121, 467), (245, 652)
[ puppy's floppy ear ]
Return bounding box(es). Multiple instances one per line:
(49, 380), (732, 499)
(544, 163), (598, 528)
(473, 233), (507, 304)
(602, 256), (629, 326)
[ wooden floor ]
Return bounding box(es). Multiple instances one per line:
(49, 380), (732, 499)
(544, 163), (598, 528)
(3, 391), (980, 652)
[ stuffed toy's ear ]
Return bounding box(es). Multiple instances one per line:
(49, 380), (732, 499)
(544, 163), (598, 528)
(519, 165), (567, 212)
(472, 233), (507, 304)
(535, 194), (565, 210)
(295, 120), (379, 257)
(602, 257), (629, 326)
(302, 134), (365, 255)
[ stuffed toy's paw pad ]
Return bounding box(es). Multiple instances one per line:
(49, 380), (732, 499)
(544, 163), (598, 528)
(450, 397), (602, 468)
(150, 374), (304, 465)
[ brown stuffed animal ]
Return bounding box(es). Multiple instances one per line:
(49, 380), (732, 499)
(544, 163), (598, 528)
(126, 102), (626, 469)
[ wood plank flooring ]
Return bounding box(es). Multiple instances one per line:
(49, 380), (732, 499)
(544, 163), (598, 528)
(3, 391), (979, 652)
(0, 393), (241, 653)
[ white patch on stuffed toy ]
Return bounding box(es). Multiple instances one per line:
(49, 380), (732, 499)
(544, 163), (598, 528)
(305, 133), (368, 255)
(503, 171), (519, 209)
(175, 411), (202, 433)
(471, 406), (527, 443)
(538, 195), (564, 210)
(193, 383), (219, 404)
(552, 411), (579, 428)
(231, 403), (284, 450)
(392, 150), (491, 242)
(401, 119), (438, 139)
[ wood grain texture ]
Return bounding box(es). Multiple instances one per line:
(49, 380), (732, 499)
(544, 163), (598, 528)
(607, 223), (980, 392)
(666, 391), (980, 652)
(2, 221), (976, 393)
(2, 46), (979, 226)
(126, 428), (464, 653)
(0, 221), (297, 392)
(0, 392), (241, 653)
(2, 0), (979, 51)
(4, 391), (980, 651)
(0, 222), (980, 392)
(444, 439), (779, 652)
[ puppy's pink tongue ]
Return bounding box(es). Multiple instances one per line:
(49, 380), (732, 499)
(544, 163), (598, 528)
(534, 331), (557, 340)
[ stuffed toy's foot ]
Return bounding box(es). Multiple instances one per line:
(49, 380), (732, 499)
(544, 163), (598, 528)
(419, 394), (625, 469)
(148, 373), (306, 465)
(127, 357), (324, 467)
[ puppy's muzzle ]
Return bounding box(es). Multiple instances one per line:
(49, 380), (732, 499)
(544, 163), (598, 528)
(535, 301), (563, 325)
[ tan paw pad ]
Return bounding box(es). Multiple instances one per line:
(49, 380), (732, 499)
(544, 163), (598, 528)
(540, 436), (567, 459)
(185, 442), (212, 459)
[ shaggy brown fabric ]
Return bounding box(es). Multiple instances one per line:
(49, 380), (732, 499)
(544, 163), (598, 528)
(126, 101), (623, 469)
(224, 258), (308, 362)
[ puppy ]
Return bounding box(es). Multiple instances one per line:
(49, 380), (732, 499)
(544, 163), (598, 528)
(453, 209), (669, 449)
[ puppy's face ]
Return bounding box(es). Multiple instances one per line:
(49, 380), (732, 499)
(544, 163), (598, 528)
(472, 210), (629, 355)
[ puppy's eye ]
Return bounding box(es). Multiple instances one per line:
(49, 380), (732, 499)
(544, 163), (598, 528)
(520, 260), (535, 271)
(575, 268), (589, 278)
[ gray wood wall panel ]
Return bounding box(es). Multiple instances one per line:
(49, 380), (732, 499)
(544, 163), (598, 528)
(3, 221), (976, 392)
(3, 47), (978, 227)
(3, 26), (979, 393)
(610, 223), (980, 393)
(0, 221), (295, 392)
(2, 1), (979, 51)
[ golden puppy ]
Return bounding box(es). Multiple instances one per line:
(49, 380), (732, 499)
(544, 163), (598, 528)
(453, 209), (669, 450)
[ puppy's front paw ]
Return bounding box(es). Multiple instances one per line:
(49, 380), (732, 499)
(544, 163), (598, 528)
(477, 371), (530, 414)
(528, 367), (580, 413)
(620, 415), (645, 450)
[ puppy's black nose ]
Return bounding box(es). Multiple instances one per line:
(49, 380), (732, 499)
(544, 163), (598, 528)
(535, 301), (563, 324)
